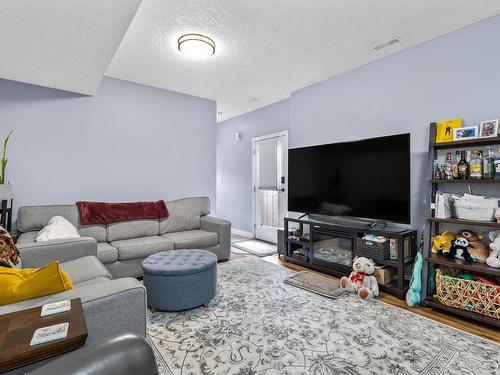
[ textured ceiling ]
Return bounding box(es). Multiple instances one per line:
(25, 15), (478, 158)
(107, 0), (500, 122)
(2, 1), (500, 120)
(0, 0), (142, 95)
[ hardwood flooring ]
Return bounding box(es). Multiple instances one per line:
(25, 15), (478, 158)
(229, 249), (499, 343)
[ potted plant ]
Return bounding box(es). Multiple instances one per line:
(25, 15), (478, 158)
(0, 130), (13, 201)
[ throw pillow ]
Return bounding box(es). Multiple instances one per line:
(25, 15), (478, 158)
(36, 216), (81, 242)
(0, 261), (73, 305)
(0, 225), (21, 268)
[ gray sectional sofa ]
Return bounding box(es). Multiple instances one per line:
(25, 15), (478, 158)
(16, 197), (231, 278)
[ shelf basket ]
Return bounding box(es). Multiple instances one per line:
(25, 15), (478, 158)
(434, 268), (500, 320)
(355, 238), (390, 261)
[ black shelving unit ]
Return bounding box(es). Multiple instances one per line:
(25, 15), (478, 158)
(423, 122), (500, 327)
(284, 217), (417, 299)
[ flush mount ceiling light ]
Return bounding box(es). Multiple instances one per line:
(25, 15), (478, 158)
(178, 34), (215, 59)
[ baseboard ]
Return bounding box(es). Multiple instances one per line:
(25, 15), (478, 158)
(232, 228), (253, 238)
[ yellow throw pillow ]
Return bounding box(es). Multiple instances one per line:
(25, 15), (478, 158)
(0, 261), (73, 305)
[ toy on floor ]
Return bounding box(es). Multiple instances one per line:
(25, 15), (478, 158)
(455, 229), (489, 263)
(486, 230), (500, 268)
(449, 236), (473, 262)
(340, 256), (379, 300)
(431, 231), (455, 255)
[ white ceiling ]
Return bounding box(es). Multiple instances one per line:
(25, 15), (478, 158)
(0, 0), (141, 95)
(107, 0), (500, 121)
(2, 1), (500, 121)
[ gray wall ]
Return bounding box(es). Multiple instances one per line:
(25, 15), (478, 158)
(217, 14), (500, 233)
(0, 77), (216, 221)
(216, 99), (289, 232)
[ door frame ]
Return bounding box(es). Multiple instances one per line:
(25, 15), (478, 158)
(251, 130), (289, 239)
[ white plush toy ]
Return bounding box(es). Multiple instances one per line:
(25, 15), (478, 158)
(486, 230), (500, 268)
(340, 256), (379, 300)
(495, 207), (500, 223)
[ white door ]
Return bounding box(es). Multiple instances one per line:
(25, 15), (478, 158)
(253, 132), (288, 243)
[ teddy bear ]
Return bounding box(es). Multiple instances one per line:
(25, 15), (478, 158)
(455, 229), (490, 263)
(495, 207), (500, 223)
(431, 231), (455, 255)
(449, 236), (473, 262)
(486, 230), (500, 268)
(340, 256), (379, 300)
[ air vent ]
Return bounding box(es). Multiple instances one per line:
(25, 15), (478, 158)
(247, 97), (259, 103)
(373, 38), (400, 51)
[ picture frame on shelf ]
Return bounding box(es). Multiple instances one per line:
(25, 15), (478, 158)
(453, 126), (478, 141)
(479, 119), (499, 138)
(435, 118), (462, 143)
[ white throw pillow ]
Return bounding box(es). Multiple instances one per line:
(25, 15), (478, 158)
(36, 216), (81, 242)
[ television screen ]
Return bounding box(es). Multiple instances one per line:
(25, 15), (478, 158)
(288, 133), (410, 224)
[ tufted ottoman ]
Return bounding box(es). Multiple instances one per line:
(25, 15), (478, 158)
(142, 249), (218, 311)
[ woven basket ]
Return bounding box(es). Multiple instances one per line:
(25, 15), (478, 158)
(434, 268), (500, 319)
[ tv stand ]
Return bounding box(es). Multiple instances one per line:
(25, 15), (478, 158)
(283, 217), (417, 299)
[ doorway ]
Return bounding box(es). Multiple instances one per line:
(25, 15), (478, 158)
(252, 131), (288, 243)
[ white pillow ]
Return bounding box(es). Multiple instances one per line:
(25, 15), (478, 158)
(36, 216), (81, 242)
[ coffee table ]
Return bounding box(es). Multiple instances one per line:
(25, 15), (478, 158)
(0, 298), (87, 372)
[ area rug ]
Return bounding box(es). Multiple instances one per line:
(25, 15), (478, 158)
(147, 257), (499, 375)
(283, 271), (345, 299)
(231, 239), (277, 257)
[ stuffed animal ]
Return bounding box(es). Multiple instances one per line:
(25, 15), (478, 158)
(431, 231), (456, 255)
(340, 256), (379, 300)
(455, 229), (489, 263)
(450, 237), (473, 262)
(495, 207), (500, 223)
(486, 230), (500, 268)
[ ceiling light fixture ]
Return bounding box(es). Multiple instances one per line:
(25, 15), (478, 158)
(373, 38), (400, 51)
(178, 34), (215, 59)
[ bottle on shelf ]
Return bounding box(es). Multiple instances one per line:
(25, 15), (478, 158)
(495, 148), (500, 180)
(452, 150), (460, 179)
(457, 150), (469, 180)
(483, 147), (496, 179)
(469, 150), (483, 180)
(444, 152), (453, 180)
(433, 159), (441, 180)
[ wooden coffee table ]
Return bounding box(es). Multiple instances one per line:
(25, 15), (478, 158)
(0, 298), (87, 372)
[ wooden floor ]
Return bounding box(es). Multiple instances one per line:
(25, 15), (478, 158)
(229, 249), (500, 343)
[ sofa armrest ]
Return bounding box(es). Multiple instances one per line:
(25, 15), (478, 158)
(0, 278), (147, 346)
(200, 216), (231, 259)
(17, 237), (98, 268)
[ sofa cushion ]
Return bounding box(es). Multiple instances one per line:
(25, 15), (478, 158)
(16, 231), (38, 244)
(107, 220), (160, 242)
(61, 256), (112, 285)
(161, 230), (218, 249)
(17, 205), (79, 232)
(160, 197), (210, 234)
(97, 243), (118, 264)
(0, 261), (73, 306)
(36, 216), (81, 242)
(111, 236), (174, 261)
(78, 224), (107, 243)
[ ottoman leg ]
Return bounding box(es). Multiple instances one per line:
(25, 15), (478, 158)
(203, 302), (209, 308)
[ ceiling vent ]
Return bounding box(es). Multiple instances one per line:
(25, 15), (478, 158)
(373, 38), (400, 51)
(247, 97), (259, 102)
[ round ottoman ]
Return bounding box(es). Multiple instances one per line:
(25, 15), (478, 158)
(142, 249), (217, 311)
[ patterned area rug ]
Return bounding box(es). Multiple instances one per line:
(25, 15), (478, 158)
(147, 257), (499, 375)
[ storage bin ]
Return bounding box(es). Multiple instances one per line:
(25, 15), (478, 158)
(454, 195), (498, 222)
(356, 238), (390, 261)
(434, 268), (500, 319)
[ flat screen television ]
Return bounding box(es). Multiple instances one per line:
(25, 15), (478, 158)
(288, 133), (410, 224)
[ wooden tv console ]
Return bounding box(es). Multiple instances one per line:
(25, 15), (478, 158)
(282, 217), (417, 299)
